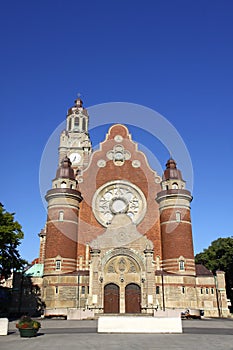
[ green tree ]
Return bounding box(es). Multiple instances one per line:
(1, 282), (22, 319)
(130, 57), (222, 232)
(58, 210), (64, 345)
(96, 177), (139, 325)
(0, 203), (27, 279)
(195, 237), (233, 307)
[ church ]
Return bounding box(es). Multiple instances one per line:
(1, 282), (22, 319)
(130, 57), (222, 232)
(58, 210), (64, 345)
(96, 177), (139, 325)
(36, 97), (228, 318)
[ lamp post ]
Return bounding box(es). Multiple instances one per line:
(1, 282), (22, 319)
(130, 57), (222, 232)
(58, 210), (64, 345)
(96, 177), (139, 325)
(77, 274), (80, 309)
(161, 271), (165, 311)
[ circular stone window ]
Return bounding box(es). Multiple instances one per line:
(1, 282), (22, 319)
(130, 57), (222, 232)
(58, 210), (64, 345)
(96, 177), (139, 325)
(92, 180), (147, 227)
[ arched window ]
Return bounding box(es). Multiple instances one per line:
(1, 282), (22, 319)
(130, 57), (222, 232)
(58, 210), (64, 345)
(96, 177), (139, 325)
(58, 211), (64, 221)
(61, 181), (67, 188)
(74, 117), (79, 130)
(176, 211), (181, 222)
(172, 182), (179, 189)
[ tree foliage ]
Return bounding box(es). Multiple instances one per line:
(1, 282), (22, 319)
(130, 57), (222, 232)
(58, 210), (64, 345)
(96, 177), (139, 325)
(195, 237), (233, 304)
(0, 203), (27, 279)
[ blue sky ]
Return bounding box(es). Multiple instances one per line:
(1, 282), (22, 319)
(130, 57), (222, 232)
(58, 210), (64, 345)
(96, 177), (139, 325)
(0, 0), (233, 263)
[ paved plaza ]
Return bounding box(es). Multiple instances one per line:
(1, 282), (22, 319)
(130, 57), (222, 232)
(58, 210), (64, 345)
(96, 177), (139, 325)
(1, 318), (233, 350)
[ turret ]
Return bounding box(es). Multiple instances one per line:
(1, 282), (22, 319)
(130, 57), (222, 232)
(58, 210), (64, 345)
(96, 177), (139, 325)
(156, 159), (195, 275)
(44, 157), (82, 275)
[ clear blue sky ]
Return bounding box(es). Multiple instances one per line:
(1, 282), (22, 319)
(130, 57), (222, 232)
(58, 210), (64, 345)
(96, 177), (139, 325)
(0, 0), (232, 263)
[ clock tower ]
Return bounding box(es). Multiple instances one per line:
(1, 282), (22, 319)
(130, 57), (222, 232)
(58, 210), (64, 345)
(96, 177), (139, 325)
(58, 98), (92, 176)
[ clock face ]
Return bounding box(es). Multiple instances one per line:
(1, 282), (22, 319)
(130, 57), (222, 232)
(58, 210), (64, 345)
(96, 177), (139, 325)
(69, 152), (81, 164)
(92, 180), (147, 227)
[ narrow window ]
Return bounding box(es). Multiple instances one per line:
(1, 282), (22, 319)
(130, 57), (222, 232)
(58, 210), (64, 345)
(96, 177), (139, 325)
(179, 260), (185, 270)
(74, 117), (79, 128)
(206, 288), (209, 294)
(87, 286), (89, 294)
(55, 286), (59, 294)
(55, 260), (61, 270)
(172, 183), (179, 189)
(81, 286), (85, 295)
(68, 118), (72, 131)
(82, 118), (86, 131)
(166, 185), (169, 190)
(211, 288), (214, 294)
(176, 211), (181, 222)
(201, 288), (203, 294)
(182, 286), (185, 294)
(58, 211), (64, 221)
(156, 286), (160, 294)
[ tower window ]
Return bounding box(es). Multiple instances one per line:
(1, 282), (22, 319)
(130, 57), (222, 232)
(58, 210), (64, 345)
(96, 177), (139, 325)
(58, 211), (64, 221)
(74, 117), (79, 129)
(81, 286), (85, 295)
(181, 286), (185, 294)
(172, 183), (179, 189)
(55, 260), (61, 270)
(156, 286), (160, 294)
(61, 181), (67, 188)
(201, 288), (203, 294)
(179, 260), (185, 271)
(206, 288), (209, 294)
(176, 211), (181, 222)
(211, 288), (214, 294)
(68, 118), (72, 131)
(82, 118), (86, 131)
(55, 286), (59, 294)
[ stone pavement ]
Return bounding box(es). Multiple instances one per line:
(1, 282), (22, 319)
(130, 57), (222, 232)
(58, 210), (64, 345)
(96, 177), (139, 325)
(1, 318), (233, 350)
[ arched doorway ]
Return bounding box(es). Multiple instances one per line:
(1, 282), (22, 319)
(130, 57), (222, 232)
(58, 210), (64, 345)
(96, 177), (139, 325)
(125, 283), (141, 313)
(104, 283), (120, 313)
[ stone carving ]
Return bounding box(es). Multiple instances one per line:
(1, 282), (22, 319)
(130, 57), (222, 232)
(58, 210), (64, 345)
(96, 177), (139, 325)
(114, 135), (123, 142)
(107, 262), (116, 273)
(132, 160), (141, 168)
(97, 159), (106, 168)
(129, 261), (137, 273)
(106, 144), (131, 165)
(105, 256), (139, 274)
(92, 180), (147, 227)
(118, 257), (126, 272)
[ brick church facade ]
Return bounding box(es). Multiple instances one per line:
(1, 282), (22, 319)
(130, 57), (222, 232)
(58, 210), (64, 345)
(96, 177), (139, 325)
(37, 98), (229, 318)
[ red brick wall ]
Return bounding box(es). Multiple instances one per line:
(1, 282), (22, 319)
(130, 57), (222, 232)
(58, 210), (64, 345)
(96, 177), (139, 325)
(78, 124), (162, 259)
(160, 207), (194, 261)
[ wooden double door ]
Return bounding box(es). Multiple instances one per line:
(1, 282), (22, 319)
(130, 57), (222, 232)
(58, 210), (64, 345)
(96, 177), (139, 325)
(104, 283), (141, 314)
